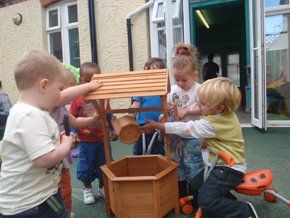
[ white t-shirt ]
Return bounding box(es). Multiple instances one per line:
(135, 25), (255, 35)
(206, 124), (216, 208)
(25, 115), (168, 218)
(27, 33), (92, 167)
(167, 82), (201, 121)
(0, 103), (61, 215)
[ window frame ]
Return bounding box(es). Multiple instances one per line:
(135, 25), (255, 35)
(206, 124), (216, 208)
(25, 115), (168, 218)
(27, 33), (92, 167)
(65, 1), (78, 27)
(151, 0), (181, 23)
(46, 1), (79, 67)
(46, 5), (61, 31)
(150, 0), (183, 59)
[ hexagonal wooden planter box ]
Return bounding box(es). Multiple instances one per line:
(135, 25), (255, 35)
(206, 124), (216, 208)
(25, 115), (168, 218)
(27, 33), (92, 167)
(101, 155), (179, 218)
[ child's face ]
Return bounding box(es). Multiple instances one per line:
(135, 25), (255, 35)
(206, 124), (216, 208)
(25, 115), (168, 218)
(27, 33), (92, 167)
(80, 68), (99, 84)
(173, 66), (197, 91)
(199, 99), (224, 116)
(198, 99), (215, 116)
(41, 79), (64, 111)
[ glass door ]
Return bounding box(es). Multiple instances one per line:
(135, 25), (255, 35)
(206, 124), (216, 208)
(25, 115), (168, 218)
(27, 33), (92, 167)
(265, 1), (290, 126)
(249, 0), (266, 129)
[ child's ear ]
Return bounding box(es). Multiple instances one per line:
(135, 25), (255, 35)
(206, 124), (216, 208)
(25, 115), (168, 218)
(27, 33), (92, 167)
(193, 70), (198, 76)
(39, 79), (48, 92)
(216, 105), (225, 114)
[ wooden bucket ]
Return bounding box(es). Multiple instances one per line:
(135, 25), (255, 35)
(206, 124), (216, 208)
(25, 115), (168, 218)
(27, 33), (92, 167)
(111, 115), (141, 144)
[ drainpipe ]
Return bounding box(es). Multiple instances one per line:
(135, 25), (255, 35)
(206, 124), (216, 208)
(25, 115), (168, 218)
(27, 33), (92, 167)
(126, 18), (134, 71)
(126, 0), (155, 71)
(88, 0), (98, 64)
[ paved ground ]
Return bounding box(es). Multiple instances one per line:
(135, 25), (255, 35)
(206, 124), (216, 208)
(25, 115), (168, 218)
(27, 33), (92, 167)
(71, 127), (290, 218)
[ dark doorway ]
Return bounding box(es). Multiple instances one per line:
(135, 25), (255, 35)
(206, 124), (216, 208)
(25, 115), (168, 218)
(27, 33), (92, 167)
(191, 1), (250, 124)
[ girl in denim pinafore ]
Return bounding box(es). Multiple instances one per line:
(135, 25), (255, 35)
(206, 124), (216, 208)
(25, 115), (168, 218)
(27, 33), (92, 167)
(167, 44), (204, 198)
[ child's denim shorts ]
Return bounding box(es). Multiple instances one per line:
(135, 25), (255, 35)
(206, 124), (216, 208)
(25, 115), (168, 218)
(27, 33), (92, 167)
(77, 141), (106, 183)
(171, 137), (204, 183)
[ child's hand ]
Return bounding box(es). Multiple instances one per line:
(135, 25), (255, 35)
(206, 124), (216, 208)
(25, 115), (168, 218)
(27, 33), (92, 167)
(178, 108), (189, 119)
(72, 133), (79, 148)
(110, 130), (118, 141)
(139, 119), (165, 132)
(93, 112), (100, 121)
(60, 132), (74, 147)
(158, 114), (165, 122)
(201, 141), (208, 149)
(88, 80), (103, 91)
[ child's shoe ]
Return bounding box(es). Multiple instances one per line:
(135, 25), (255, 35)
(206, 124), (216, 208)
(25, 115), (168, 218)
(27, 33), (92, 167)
(83, 188), (95, 204)
(246, 202), (258, 218)
(70, 212), (75, 218)
(98, 187), (105, 199)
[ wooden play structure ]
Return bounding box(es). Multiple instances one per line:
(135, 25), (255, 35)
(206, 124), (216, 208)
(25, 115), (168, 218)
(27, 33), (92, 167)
(85, 69), (179, 217)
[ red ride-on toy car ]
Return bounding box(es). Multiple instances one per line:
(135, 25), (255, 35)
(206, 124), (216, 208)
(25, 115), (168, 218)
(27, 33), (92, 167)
(192, 151), (290, 218)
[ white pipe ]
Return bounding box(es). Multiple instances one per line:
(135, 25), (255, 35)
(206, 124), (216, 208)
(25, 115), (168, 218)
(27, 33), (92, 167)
(127, 0), (155, 19)
(183, 0), (190, 44)
(164, 0), (174, 85)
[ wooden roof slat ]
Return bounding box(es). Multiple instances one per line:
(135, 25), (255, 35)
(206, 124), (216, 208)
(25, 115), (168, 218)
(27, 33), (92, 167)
(99, 79), (166, 87)
(85, 69), (169, 100)
(99, 83), (166, 90)
(94, 75), (167, 83)
(92, 69), (166, 78)
(86, 91), (167, 100)
(92, 86), (165, 95)
(93, 72), (167, 80)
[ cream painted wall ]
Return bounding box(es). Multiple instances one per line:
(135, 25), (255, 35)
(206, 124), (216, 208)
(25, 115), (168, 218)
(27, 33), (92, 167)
(1, 0), (150, 110)
(94, 0), (150, 109)
(95, 0), (149, 72)
(0, 0), (46, 103)
(78, 0), (150, 72)
(78, 0), (92, 63)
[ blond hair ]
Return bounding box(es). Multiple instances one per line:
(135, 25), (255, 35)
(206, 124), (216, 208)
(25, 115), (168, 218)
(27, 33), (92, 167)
(198, 77), (241, 114)
(172, 43), (199, 74)
(14, 50), (66, 90)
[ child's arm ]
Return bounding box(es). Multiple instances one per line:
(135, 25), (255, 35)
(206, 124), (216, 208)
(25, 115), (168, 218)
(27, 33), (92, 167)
(68, 112), (99, 129)
(33, 133), (73, 168)
(140, 119), (165, 131)
(0, 93), (12, 116)
(178, 105), (201, 119)
(141, 118), (215, 139)
(55, 80), (102, 107)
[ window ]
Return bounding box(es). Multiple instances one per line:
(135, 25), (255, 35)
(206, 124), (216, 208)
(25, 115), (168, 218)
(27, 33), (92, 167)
(152, 0), (181, 23)
(227, 53), (240, 87)
(265, 12), (290, 119)
(150, 0), (183, 61)
(46, 1), (80, 67)
(265, 0), (289, 9)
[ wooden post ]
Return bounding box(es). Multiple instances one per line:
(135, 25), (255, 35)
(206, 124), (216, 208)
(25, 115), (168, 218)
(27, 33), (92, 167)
(161, 95), (171, 162)
(91, 100), (111, 168)
(173, 170), (180, 216)
(103, 174), (111, 216)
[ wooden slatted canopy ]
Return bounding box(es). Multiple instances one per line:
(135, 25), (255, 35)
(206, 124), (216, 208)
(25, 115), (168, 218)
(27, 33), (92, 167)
(85, 69), (169, 100)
